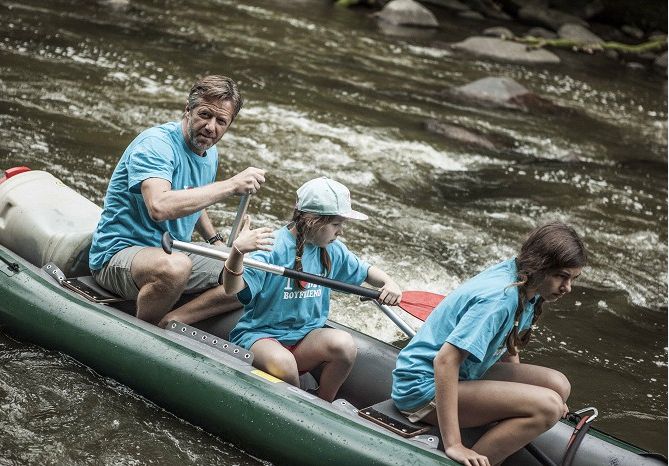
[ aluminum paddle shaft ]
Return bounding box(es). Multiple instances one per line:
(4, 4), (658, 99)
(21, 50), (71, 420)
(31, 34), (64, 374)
(161, 233), (382, 300)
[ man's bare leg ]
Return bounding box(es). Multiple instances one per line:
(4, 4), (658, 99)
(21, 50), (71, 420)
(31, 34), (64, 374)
(131, 247), (192, 324)
(158, 285), (242, 328)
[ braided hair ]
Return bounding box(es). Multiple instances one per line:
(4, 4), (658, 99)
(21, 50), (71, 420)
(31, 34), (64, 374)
(290, 209), (333, 290)
(505, 222), (588, 355)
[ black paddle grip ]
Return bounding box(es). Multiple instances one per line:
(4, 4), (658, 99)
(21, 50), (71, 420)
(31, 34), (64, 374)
(161, 232), (173, 254)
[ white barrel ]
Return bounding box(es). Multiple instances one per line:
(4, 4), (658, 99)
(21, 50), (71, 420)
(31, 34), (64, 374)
(0, 170), (102, 276)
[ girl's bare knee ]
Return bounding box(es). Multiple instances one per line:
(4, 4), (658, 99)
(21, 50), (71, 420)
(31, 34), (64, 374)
(327, 331), (357, 364)
(551, 371), (571, 402)
(536, 390), (564, 429)
(260, 352), (299, 382)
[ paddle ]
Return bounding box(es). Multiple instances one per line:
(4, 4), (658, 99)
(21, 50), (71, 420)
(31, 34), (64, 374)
(162, 232), (382, 299)
(161, 233), (444, 331)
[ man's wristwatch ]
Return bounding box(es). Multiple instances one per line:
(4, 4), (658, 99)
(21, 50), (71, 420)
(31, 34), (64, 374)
(206, 232), (225, 244)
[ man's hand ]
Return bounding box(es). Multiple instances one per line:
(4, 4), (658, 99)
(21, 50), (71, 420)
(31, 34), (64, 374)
(230, 167), (266, 195)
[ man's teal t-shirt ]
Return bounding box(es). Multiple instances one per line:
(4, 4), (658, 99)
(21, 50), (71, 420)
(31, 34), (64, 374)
(89, 121), (218, 270)
(229, 226), (371, 350)
(391, 259), (537, 411)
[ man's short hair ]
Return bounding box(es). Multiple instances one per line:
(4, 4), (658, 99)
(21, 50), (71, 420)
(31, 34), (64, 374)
(186, 75), (243, 120)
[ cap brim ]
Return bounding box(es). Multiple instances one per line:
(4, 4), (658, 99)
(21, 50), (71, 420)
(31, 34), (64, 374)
(339, 210), (368, 221)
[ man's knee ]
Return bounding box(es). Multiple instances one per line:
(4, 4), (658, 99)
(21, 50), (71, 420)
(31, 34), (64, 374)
(149, 253), (192, 288)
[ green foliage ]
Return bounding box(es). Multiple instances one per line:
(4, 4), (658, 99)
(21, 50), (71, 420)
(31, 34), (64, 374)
(513, 35), (667, 55)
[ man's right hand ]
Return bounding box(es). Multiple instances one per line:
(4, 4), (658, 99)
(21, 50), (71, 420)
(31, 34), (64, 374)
(230, 167), (266, 195)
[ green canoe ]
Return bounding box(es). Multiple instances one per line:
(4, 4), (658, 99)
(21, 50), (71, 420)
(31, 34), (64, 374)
(0, 167), (665, 465)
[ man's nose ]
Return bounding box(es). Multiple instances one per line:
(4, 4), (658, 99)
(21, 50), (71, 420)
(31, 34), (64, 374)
(205, 117), (216, 132)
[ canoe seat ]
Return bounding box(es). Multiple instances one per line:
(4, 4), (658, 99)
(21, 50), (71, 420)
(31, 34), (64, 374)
(357, 399), (440, 449)
(42, 262), (136, 315)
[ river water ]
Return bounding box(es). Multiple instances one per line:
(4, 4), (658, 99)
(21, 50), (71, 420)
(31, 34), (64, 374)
(0, 0), (666, 463)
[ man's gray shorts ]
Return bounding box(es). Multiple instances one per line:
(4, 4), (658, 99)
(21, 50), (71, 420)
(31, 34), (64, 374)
(91, 242), (228, 300)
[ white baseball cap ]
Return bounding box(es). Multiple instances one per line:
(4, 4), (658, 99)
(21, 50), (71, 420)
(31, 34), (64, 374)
(296, 177), (368, 221)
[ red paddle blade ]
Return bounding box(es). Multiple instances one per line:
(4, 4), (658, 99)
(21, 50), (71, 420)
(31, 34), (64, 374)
(399, 291), (445, 321)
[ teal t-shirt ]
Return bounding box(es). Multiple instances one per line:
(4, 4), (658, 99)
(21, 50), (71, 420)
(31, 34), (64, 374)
(89, 121), (218, 270)
(229, 226), (371, 350)
(392, 259), (537, 411)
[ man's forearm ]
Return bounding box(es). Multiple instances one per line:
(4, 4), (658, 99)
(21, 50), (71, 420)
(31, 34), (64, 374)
(195, 210), (218, 241)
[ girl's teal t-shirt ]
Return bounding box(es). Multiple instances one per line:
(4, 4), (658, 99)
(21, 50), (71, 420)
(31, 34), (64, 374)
(392, 259), (537, 411)
(230, 226), (370, 350)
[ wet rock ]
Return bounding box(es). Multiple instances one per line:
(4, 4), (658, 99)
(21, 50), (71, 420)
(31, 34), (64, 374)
(452, 36), (560, 64)
(550, 0), (604, 20)
(517, 5), (587, 31)
(458, 10), (485, 20)
(626, 62), (645, 70)
(579, 0), (605, 20)
(653, 51), (667, 75)
(376, 21), (438, 38)
(525, 27), (557, 39)
(424, 120), (499, 150)
(374, 0), (438, 28)
(558, 23), (604, 45)
(498, 0), (548, 16)
(451, 76), (554, 111)
(467, 0), (512, 20)
(421, 0), (468, 11)
(621, 25), (645, 40)
(483, 27), (514, 39)
(604, 49), (619, 60)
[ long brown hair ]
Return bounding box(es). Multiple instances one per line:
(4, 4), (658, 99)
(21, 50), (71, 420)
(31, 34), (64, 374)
(505, 222), (588, 355)
(290, 209), (334, 290)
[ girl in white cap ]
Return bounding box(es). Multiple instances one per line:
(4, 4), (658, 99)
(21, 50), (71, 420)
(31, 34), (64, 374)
(223, 177), (402, 401)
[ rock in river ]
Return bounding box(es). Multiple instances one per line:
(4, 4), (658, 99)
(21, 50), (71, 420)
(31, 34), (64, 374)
(452, 36), (560, 64)
(374, 0), (439, 28)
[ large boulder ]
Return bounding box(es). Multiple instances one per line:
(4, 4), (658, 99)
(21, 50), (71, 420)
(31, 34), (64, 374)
(452, 36), (560, 64)
(374, 0), (439, 28)
(451, 76), (553, 111)
(558, 23), (604, 44)
(420, 0), (468, 11)
(517, 5), (587, 31)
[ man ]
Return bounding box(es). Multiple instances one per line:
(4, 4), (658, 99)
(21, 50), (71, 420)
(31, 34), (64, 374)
(89, 75), (265, 327)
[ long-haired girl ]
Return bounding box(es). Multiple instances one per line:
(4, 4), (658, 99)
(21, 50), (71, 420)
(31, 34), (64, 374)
(223, 177), (402, 401)
(392, 222), (587, 465)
